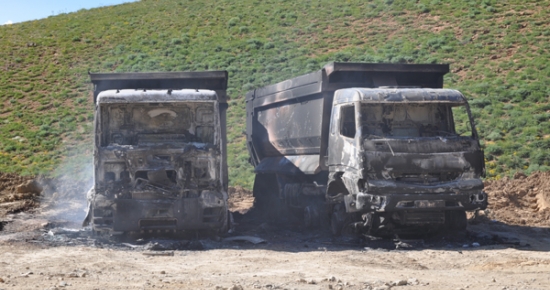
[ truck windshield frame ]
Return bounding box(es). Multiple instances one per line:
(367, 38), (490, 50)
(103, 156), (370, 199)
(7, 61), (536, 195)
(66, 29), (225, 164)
(360, 102), (475, 140)
(99, 102), (217, 146)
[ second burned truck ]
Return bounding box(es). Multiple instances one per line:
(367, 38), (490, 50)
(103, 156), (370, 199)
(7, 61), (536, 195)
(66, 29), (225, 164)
(245, 62), (487, 235)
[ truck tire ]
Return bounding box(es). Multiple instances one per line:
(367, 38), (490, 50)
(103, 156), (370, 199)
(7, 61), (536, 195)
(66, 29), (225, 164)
(217, 209), (230, 234)
(304, 205), (320, 228)
(445, 210), (467, 231)
(252, 174), (282, 219)
(330, 204), (346, 236)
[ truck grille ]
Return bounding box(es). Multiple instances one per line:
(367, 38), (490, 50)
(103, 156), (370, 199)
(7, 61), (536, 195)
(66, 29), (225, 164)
(397, 211), (445, 225)
(139, 219), (177, 229)
(137, 134), (190, 144)
(393, 172), (460, 184)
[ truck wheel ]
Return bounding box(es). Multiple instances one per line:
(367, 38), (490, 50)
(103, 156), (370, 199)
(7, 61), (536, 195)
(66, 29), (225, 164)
(330, 204), (346, 236)
(253, 174), (283, 220)
(253, 174), (277, 208)
(217, 209), (230, 235)
(445, 210), (467, 231)
(304, 205), (320, 228)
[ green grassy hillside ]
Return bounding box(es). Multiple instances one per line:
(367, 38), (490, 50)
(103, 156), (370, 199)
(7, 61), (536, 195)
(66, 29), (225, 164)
(0, 0), (549, 187)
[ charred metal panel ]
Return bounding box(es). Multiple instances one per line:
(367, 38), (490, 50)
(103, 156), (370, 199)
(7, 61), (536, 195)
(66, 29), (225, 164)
(323, 62), (448, 89)
(245, 91), (260, 167)
(97, 89), (218, 103)
(251, 70), (324, 108)
(363, 139), (480, 154)
(365, 178), (484, 194)
(254, 155), (321, 175)
(113, 197), (225, 231)
(97, 101), (219, 147)
(364, 151), (485, 180)
(254, 96), (324, 158)
(327, 102), (365, 171)
(353, 186), (487, 213)
(250, 63), (448, 110)
(334, 88), (467, 104)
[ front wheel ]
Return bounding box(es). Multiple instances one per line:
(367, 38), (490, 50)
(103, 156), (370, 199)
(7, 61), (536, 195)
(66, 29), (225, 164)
(216, 209), (231, 235)
(304, 205), (319, 228)
(330, 204), (346, 236)
(445, 210), (467, 231)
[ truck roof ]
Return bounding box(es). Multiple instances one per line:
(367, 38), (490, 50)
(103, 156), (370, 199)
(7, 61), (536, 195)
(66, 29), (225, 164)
(90, 71), (228, 103)
(97, 89), (219, 104)
(334, 88), (466, 104)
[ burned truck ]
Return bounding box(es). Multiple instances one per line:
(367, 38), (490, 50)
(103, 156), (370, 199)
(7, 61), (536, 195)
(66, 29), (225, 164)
(83, 71), (229, 234)
(245, 62), (487, 235)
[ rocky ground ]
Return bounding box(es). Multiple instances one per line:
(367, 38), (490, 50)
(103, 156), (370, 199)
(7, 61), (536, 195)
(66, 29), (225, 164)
(1, 173), (550, 290)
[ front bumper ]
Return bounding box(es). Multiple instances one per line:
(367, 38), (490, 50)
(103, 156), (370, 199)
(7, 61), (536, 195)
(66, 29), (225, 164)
(347, 179), (487, 213)
(92, 190), (227, 232)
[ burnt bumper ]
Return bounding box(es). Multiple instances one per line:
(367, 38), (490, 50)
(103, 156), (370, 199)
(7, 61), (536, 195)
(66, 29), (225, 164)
(348, 179), (487, 212)
(92, 190), (227, 232)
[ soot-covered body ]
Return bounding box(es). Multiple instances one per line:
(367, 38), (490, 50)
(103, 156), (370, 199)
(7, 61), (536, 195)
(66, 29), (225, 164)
(246, 63), (487, 234)
(327, 88), (486, 234)
(85, 71), (229, 235)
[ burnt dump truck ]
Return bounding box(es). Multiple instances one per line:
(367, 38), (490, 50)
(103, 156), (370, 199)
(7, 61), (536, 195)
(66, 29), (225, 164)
(245, 62), (487, 235)
(83, 71), (229, 235)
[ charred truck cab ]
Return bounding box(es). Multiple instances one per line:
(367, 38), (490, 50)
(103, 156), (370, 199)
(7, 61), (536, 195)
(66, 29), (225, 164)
(84, 71), (229, 235)
(246, 63), (487, 235)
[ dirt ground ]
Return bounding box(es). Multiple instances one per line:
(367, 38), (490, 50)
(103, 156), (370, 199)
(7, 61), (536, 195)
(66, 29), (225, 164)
(1, 173), (550, 290)
(483, 172), (550, 227)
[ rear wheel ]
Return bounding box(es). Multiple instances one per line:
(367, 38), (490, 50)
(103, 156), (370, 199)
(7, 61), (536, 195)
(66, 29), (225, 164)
(252, 174), (283, 219)
(304, 205), (319, 228)
(217, 209), (231, 234)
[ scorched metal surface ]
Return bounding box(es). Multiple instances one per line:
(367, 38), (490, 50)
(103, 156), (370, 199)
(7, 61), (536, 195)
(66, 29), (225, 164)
(245, 62), (487, 235)
(84, 71), (229, 234)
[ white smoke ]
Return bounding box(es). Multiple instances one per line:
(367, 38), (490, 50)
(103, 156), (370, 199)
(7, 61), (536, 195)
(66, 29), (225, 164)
(39, 147), (94, 227)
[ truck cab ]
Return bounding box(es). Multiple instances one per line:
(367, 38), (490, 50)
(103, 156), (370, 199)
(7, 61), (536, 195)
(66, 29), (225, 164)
(327, 88), (487, 234)
(84, 71), (229, 235)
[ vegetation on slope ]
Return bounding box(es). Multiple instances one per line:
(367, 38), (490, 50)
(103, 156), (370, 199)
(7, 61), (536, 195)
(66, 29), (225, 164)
(0, 0), (549, 187)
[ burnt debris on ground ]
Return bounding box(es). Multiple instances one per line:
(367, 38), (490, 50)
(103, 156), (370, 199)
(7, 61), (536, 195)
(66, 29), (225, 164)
(4, 209), (537, 253)
(1, 171), (550, 252)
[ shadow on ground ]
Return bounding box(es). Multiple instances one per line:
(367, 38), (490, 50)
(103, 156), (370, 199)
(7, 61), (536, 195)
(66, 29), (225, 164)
(1, 201), (550, 254)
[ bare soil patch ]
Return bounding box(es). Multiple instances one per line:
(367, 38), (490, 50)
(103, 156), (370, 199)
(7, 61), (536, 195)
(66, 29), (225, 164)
(484, 171), (550, 227)
(228, 186), (254, 215)
(0, 173), (37, 218)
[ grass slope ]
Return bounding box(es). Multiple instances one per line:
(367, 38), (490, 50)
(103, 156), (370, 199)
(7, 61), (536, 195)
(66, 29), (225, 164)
(0, 0), (549, 187)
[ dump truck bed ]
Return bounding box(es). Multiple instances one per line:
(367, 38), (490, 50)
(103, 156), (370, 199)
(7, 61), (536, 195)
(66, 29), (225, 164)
(245, 62), (449, 173)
